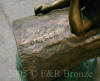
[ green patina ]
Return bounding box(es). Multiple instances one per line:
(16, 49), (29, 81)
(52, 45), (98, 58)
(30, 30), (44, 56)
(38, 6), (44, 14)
(16, 52), (28, 81)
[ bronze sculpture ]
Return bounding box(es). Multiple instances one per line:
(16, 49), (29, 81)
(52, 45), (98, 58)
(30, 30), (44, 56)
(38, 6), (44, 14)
(13, 0), (100, 81)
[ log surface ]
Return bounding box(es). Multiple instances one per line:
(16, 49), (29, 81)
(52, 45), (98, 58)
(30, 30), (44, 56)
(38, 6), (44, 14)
(13, 8), (100, 81)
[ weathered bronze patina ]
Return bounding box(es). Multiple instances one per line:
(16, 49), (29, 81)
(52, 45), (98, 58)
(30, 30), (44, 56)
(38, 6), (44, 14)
(13, 9), (100, 81)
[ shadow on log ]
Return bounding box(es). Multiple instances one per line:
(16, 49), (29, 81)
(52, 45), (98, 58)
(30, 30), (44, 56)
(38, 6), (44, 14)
(12, 8), (100, 81)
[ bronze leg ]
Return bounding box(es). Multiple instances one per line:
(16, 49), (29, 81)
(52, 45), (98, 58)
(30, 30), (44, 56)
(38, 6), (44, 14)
(69, 0), (93, 35)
